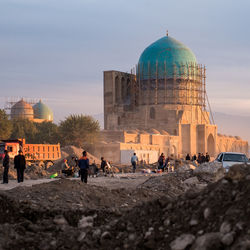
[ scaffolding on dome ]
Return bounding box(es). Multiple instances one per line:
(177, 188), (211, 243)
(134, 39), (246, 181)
(4, 97), (39, 119)
(133, 62), (206, 108)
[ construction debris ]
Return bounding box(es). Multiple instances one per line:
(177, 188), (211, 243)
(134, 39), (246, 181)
(0, 160), (249, 249)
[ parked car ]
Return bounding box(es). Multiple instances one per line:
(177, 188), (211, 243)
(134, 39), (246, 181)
(215, 152), (250, 172)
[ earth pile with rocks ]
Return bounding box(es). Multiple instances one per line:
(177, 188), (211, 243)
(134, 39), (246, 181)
(47, 145), (101, 174)
(3, 179), (164, 211)
(138, 170), (208, 198)
(0, 163), (51, 181)
(61, 145), (100, 164)
(177, 161), (225, 182)
(0, 165), (249, 250)
(96, 165), (249, 250)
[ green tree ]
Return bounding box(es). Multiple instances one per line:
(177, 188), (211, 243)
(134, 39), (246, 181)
(10, 118), (38, 143)
(0, 109), (12, 139)
(59, 114), (100, 148)
(34, 121), (60, 144)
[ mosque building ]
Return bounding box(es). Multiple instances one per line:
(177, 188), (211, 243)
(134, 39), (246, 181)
(10, 99), (53, 123)
(92, 33), (248, 164)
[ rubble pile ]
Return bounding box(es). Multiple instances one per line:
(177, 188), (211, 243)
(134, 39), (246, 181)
(61, 145), (100, 164)
(3, 179), (164, 211)
(47, 145), (101, 174)
(0, 163), (50, 181)
(176, 161), (225, 183)
(0, 164), (248, 249)
(24, 164), (50, 179)
(113, 163), (158, 173)
(138, 170), (208, 198)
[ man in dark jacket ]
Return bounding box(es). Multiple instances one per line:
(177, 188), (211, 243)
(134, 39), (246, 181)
(100, 157), (107, 174)
(78, 151), (89, 183)
(14, 150), (26, 183)
(185, 153), (191, 161)
(205, 152), (210, 162)
(2, 150), (10, 184)
(201, 153), (206, 164)
(158, 153), (165, 171)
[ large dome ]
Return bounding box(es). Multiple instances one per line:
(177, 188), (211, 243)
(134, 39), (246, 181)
(33, 100), (53, 121)
(11, 99), (34, 120)
(138, 35), (197, 80)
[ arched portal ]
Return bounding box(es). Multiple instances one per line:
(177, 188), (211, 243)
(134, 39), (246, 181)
(149, 107), (156, 119)
(170, 145), (177, 157)
(121, 77), (126, 102)
(115, 76), (120, 103)
(207, 134), (215, 156)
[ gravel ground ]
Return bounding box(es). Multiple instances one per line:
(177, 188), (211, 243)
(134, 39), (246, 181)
(0, 172), (161, 191)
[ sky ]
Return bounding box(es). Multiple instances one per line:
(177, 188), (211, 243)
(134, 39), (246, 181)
(0, 0), (250, 123)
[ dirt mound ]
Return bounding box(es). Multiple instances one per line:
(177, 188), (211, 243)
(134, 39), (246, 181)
(113, 163), (158, 173)
(0, 165), (249, 250)
(24, 164), (50, 179)
(176, 161), (225, 183)
(0, 163), (51, 181)
(3, 179), (164, 211)
(225, 164), (250, 181)
(61, 145), (100, 164)
(138, 171), (208, 198)
(47, 145), (101, 174)
(82, 165), (250, 250)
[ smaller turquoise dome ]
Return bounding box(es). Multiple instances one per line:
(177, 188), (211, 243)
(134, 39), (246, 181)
(33, 100), (53, 121)
(138, 35), (197, 80)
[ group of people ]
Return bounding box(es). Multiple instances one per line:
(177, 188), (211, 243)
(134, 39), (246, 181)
(185, 152), (210, 163)
(1, 147), (115, 185)
(1, 149), (26, 184)
(130, 152), (172, 173)
(129, 151), (211, 174)
(61, 152), (112, 184)
(61, 151), (90, 183)
(61, 151), (91, 183)
(158, 153), (171, 172)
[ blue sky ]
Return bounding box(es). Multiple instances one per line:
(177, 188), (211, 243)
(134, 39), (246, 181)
(0, 0), (250, 122)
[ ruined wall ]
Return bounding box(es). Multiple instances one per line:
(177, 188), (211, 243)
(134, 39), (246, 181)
(217, 135), (248, 156)
(92, 142), (121, 164)
(121, 149), (159, 164)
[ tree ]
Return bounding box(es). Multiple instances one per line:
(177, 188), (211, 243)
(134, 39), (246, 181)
(0, 109), (12, 139)
(34, 121), (60, 144)
(59, 114), (100, 148)
(10, 118), (38, 143)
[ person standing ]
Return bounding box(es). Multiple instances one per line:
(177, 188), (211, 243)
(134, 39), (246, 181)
(101, 157), (107, 174)
(197, 153), (202, 164)
(78, 151), (89, 183)
(158, 153), (165, 171)
(205, 152), (210, 162)
(164, 156), (170, 172)
(131, 153), (138, 173)
(185, 153), (191, 161)
(14, 150), (26, 183)
(2, 150), (10, 184)
(201, 153), (206, 163)
(192, 154), (197, 161)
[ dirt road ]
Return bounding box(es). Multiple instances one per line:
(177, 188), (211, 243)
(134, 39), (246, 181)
(0, 172), (159, 191)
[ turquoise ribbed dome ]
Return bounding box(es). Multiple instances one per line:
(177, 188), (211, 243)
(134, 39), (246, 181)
(138, 36), (197, 80)
(33, 100), (53, 121)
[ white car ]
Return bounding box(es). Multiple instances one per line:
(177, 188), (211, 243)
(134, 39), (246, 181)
(215, 152), (250, 172)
